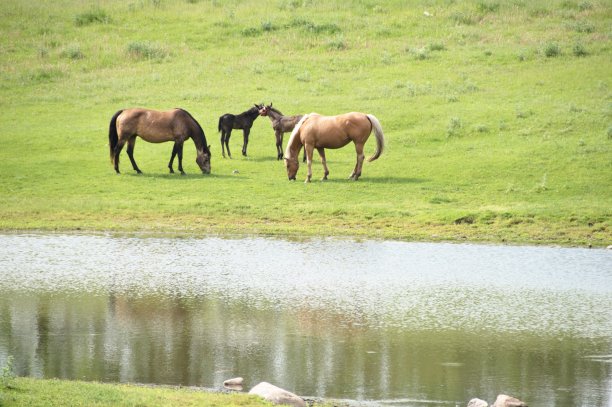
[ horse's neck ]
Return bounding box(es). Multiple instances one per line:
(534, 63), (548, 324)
(242, 109), (258, 120)
(267, 109), (283, 123)
(189, 126), (207, 153)
(190, 133), (206, 153)
(285, 129), (302, 159)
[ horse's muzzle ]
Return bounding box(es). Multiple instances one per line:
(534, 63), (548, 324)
(288, 176), (296, 181)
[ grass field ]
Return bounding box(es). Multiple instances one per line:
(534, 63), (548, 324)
(0, 377), (276, 407)
(0, 0), (610, 246)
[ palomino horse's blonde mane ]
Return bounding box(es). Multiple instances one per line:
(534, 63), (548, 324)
(284, 112), (317, 159)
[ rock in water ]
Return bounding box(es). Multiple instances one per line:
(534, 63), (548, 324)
(223, 377), (244, 390)
(493, 394), (528, 407)
(249, 382), (306, 407)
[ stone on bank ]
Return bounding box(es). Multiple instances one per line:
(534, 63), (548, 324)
(249, 381), (306, 407)
(468, 394), (527, 407)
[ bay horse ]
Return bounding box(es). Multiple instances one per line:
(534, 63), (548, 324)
(258, 103), (304, 160)
(284, 112), (384, 182)
(108, 108), (211, 174)
(218, 104), (263, 158)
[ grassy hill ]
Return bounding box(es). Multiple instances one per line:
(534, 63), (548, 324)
(0, 0), (610, 246)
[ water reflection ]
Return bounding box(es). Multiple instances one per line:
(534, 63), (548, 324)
(0, 233), (611, 406)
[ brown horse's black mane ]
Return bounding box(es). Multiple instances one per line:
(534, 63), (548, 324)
(267, 106), (284, 116)
(176, 108), (210, 154)
(241, 105), (261, 119)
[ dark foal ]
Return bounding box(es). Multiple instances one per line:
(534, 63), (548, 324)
(218, 104), (262, 158)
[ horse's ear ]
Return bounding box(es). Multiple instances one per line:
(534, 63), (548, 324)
(270, 102), (273, 107)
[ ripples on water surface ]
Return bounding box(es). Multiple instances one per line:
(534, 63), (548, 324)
(0, 233), (611, 406)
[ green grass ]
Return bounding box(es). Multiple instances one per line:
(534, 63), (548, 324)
(0, 0), (610, 246)
(0, 377), (274, 407)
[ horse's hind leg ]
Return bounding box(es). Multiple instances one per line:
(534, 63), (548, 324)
(225, 129), (232, 159)
(349, 143), (365, 181)
(113, 139), (127, 174)
(220, 130), (227, 158)
(126, 137), (142, 174)
(168, 143), (178, 173)
(317, 147), (329, 181)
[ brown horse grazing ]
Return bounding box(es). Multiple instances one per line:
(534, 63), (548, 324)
(218, 104), (263, 158)
(284, 112), (384, 182)
(258, 103), (304, 160)
(108, 108), (211, 174)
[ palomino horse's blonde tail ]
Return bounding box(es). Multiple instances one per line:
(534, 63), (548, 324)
(366, 114), (385, 162)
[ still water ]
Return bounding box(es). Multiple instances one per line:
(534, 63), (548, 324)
(0, 233), (610, 406)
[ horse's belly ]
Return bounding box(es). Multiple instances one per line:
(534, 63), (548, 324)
(138, 133), (176, 143)
(316, 138), (351, 149)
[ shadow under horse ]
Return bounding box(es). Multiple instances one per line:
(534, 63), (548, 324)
(259, 103), (304, 161)
(108, 108), (211, 174)
(218, 104), (263, 158)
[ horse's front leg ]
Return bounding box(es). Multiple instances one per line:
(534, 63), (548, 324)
(176, 142), (185, 175)
(113, 139), (127, 174)
(220, 131), (226, 158)
(317, 147), (329, 181)
(304, 144), (314, 183)
(242, 127), (250, 157)
(126, 137), (142, 174)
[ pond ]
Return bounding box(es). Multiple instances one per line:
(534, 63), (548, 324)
(0, 233), (610, 406)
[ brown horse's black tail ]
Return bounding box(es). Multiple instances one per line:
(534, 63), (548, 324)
(108, 110), (123, 163)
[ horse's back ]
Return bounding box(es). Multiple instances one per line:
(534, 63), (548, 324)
(118, 108), (180, 123)
(300, 112), (372, 148)
(117, 108), (188, 143)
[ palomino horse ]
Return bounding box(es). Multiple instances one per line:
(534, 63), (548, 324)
(218, 104), (263, 158)
(108, 108), (211, 174)
(284, 112), (384, 182)
(258, 103), (304, 160)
